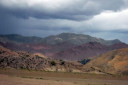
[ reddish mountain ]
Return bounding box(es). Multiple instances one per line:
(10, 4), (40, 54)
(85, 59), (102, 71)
(51, 42), (108, 60)
(1, 41), (128, 61)
(51, 42), (128, 61)
(0, 33), (127, 61)
(0, 41), (75, 57)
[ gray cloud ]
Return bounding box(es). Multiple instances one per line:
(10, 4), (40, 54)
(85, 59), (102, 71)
(0, 0), (128, 43)
(0, 0), (126, 20)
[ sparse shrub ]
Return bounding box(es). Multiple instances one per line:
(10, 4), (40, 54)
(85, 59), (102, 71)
(50, 61), (56, 66)
(59, 59), (62, 61)
(35, 55), (40, 58)
(60, 61), (65, 65)
(0, 51), (6, 54)
(20, 66), (26, 69)
(122, 70), (128, 75)
(78, 59), (90, 65)
(26, 54), (29, 57)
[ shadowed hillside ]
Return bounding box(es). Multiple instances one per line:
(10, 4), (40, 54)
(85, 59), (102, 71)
(51, 42), (128, 60)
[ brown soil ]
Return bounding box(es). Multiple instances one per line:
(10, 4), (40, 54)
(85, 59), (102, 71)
(0, 69), (128, 85)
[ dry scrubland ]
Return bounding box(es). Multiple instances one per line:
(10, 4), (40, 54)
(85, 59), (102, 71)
(0, 69), (128, 85)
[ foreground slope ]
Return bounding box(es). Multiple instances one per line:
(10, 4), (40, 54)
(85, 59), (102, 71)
(0, 45), (83, 72)
(84, 48), (128, 75)
(1, 72), (128, 85)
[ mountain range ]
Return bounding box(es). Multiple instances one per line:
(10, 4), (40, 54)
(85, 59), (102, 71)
(0, 33), (128, 61)
(0, 42), (128, 75)
(0, 33), (128, 75)
(0, 33), (121, 45)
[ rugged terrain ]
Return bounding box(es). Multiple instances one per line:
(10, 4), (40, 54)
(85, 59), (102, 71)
(52, 42), (128, 60)
(84, 48), (128, 75)
(0, 45), (83, 72)
(0, 33), (128, 61)
(0, 33), (128, 75)
(0, 42), (128, 75)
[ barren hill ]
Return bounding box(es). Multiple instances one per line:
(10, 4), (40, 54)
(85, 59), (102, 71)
(84, 48), (128, 75)
(0, 33), (127, 61)
(0, 45), (83, 72)
(51, 42), (128, 61)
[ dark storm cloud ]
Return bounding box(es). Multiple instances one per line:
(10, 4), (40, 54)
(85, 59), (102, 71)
(0, 0), (126, 20)
(0, 0), (128, 43)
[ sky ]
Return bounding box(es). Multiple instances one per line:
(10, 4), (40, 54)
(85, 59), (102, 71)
(0, 0), (128, 43)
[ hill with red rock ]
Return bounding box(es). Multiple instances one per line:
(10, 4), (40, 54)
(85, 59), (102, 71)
(51, 42), (128, 61)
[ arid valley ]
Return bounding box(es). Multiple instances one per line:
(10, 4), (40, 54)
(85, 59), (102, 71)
(0, 0), (128, 85)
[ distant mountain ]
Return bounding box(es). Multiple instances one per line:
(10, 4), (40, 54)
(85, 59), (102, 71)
(0, 34), (42, 43)
(42, 33), (121, 45)
(0, 33), (127, 61)
(51, 42), (108, 60)
(51, 42), (128, 61)
(0, 33), (122, 45)
(84, 48), (128, 75)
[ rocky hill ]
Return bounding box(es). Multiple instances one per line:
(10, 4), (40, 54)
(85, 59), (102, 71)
(1, 45), (128, 75)
(51, 42), (128, 61)
(83, 48), (128, 75)
(52, 42), (109, 60)
(0, 45), (83, 72)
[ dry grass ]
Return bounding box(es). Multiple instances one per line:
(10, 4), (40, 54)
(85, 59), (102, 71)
(84, 48), (128, 74)
(0, 68), (128, 85)
(0, 74), (75, 85)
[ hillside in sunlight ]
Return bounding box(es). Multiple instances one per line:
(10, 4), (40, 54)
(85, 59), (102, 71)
(84, 48), (128, 75)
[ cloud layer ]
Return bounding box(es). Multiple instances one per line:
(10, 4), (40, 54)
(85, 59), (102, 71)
(0, 0), (128, 43)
